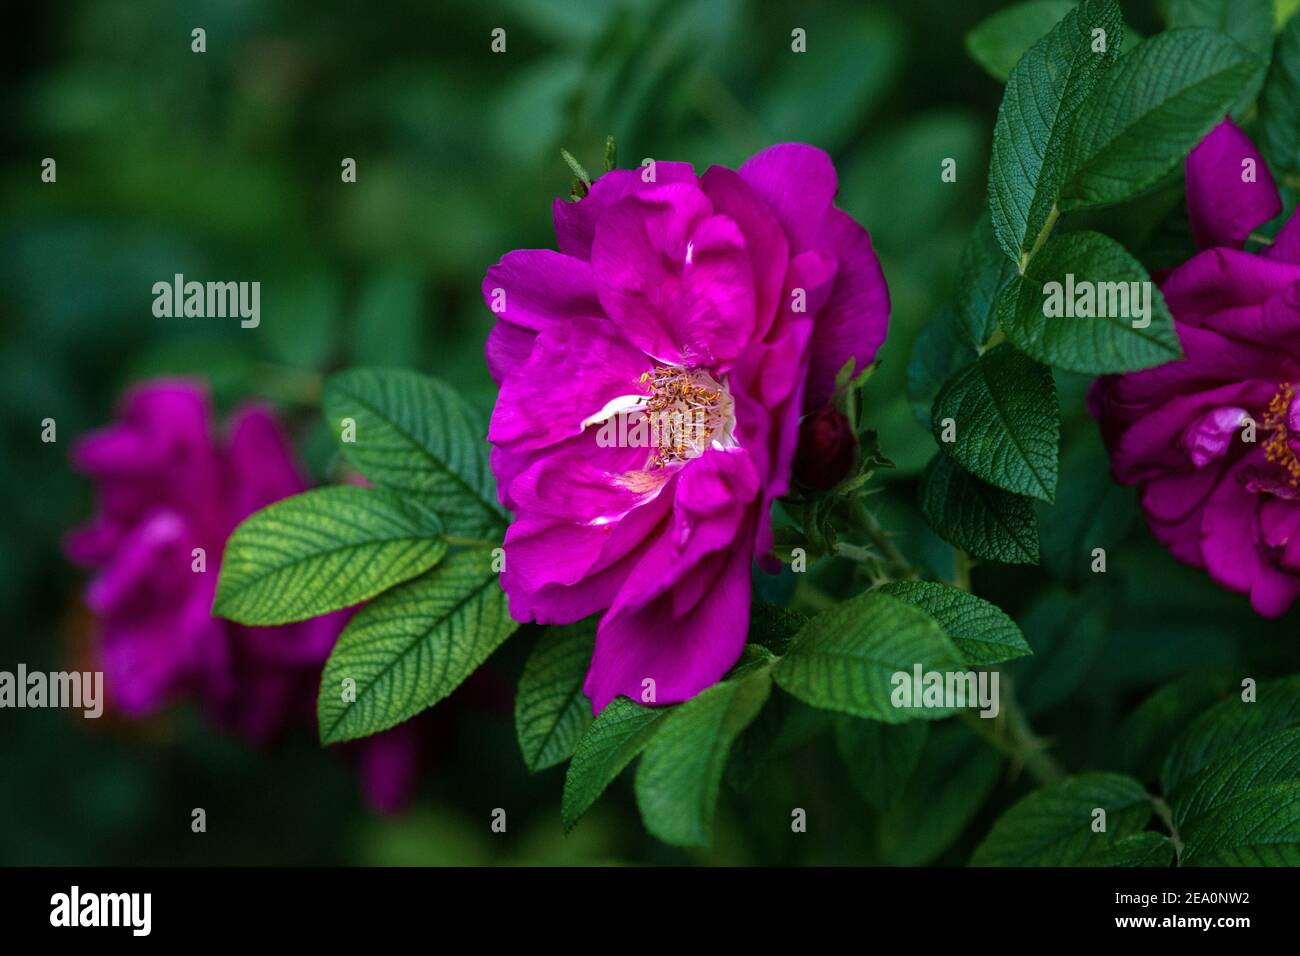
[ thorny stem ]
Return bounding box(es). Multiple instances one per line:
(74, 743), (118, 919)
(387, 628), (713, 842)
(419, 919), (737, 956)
(1000, 681), (1068, 786)
(850, 500), (918, 581)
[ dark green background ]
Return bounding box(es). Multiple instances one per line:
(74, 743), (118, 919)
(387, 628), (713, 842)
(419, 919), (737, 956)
(2, 0), (1292, 865)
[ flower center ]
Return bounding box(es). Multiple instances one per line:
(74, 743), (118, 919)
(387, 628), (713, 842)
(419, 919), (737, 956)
(639, 365), (735, 468)
(1263, 383), (1300, 488)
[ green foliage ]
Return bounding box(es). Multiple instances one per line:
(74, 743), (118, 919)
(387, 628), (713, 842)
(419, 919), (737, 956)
(880, 580), (1032, 664)
(322, 368), (507, 538)
(955, 211), (1019, 348)
(634, 667), (773, 847)
(214, 486), (447, 626)
(562, 697), (668, 833)
(998, 230), (1182, 373)
(1162, 676), (1300, 793)
(966, 1), (1079, 82)
(317, 548), (517, 744)
(515, 621), (597, 772)
(988, 0), (1122, 264)
(970, 772), (1154, 865)
(772, 590), (966, 721)
(931, 344), (1059, 501)
(1062, 30), (1261, 211)
(1261, 12), (1300, 174)
(918, 453), (1039, 564)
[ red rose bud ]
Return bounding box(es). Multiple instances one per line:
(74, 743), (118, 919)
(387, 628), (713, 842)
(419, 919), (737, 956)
(794, 404), (857, 490)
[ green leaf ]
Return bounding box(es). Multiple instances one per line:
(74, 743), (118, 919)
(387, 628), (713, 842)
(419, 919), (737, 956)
(1162, 676), (1300, 794)
(1260, 12), (1300, 175)
(999, 230), (1182, 373)
(747, 601), (810, 657)
(881, 580), (1032, 665)
(965, 1), (1078, 82)
(1171, 726), (1300, 827)
(514, 621), (596, 773)
(932, 344), (1059, 501)
(771, 590), (966, 722)
(562, 697), (668, 831)
(1092, 832), (1177, 866)
(907, 304), (978, 429)
(322, 368), (506, 537)
(1061, 30), (1261, 211)
(970, 772), (1154, 865)
(956, 211), (1019, 348)
(918, 453), (1040, 564)
(835, 715), (928, 810)
(214, 486), (447, 626)
(988, 0), (1122, 264)
(1181, 782), (1300, 865)
(317, 548), (517, 744)
(1037, 431), (1138, 583)
(634, 669), (773, 847)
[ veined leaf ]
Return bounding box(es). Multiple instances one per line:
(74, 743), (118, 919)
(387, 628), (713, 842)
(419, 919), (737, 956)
(515, 621), (596, 772)
(956, 211), (1019, 348)
(1181, 781), (1300, 865)
(1061, 30), (1261, 211)
(919, 453), (1040, 564)
(562, 697), (668, 831)
(634, 668), (772, 847)
(998, 230), (1182, 374)
(1171, 726), (1300, 827)
(323, 368), (507, 537)
(772, 590), (966, 722)
(1092, 832), (1177, 866)
(215, 485), (446, 626)
(932, 344), (1059, 501)
(881, 580), (1032, 665)
(317, 548), (517, 744)
(988, 0), (1121, 263)
(1162, 675), (1300, 794)
(970, 772), (1153, 865)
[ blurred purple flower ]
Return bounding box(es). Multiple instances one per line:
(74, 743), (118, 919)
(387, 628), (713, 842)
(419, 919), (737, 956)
(1091, 119), (1300, 616)
(66, 380), (421, 812)
(483, 144), (890, 710)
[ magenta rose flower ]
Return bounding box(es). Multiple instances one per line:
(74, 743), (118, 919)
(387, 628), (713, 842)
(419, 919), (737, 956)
(66, 380), (421, 812)
(483, 144), (890, 710)
(1090, 118), (1300, 616)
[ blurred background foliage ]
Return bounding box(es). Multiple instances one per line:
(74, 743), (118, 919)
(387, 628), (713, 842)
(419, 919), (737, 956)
(3, 0), (1295, 865)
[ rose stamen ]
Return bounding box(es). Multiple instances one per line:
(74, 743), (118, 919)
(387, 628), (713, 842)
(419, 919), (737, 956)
(639, 365), (733, 468)
(1263, 383), (1300, 487)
